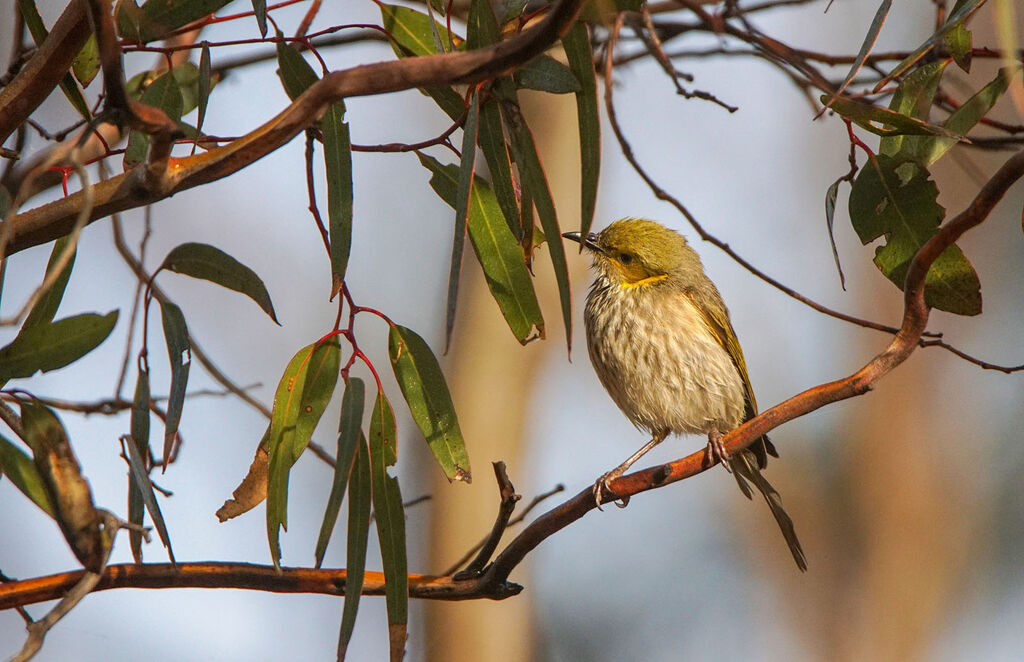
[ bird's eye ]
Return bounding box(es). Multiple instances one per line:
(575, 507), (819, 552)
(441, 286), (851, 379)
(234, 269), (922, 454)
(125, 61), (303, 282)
(618, 252), (633, 265)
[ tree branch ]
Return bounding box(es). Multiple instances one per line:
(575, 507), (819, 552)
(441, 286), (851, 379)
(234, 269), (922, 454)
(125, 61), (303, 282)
(1, 0), (587, 256)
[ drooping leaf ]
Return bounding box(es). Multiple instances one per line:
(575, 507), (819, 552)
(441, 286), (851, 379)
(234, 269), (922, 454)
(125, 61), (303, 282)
(379, 3), (465, 120)
(823, 93), (959, 141)
(251, 0), (267, 37)
(197, 42), (212, 135)
(276, 40), (319, 101)
(338, 433), (371, 660)
(367, 389), (407, 662)
(123, 433), (175, 565)
(115, 0), (233, 43)
(0, 311), (118, 382)
(323, 100), (353, 299)
(266, 340), (341, 567)
(72, 35), (100, 87)
(128, 366), (151, 561)
(125, 69), (184, 167)
(315, 378), (365, 568)
(467, 0), (500, 49)
(477, 99), (520, 237)
(821, 0), (891, 114)
(443, 91), (481, 350)
(562, 23), (600, 242)
(824, 177), (847, 290)
(17, 0), (91, 120)
(21, 402), (104, 572)
(944, 0), (973, 73)
(418, 153), (544, 344)
(160, 242), (279, 323)
(510, 114), (572, 350)
(388, 324), (470, 481)
(874, 0), (985, 91)
(848, 155), (981, 315)
(919, 68), (1016, 166)
(0, 432), (55, 518)
(878, 60), (950, 160)
(159, 301), (190, 468)
(514, 55), (581, 94)
(215, 426), (270, 521)
(22, 237), (75, 330)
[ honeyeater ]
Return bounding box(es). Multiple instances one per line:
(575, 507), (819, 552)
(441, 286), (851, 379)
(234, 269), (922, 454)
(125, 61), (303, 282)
(563, 218), (806, 571)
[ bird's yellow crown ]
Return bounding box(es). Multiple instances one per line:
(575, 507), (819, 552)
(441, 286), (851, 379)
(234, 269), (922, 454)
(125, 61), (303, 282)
(590, 218), (697, 287)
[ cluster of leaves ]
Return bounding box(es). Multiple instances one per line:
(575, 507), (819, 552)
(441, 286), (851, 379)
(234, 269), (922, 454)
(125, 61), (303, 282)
(824, 0), (1015, 315)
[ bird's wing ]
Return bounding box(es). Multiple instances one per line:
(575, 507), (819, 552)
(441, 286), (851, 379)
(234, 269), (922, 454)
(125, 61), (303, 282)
(684, 288), (758, 418)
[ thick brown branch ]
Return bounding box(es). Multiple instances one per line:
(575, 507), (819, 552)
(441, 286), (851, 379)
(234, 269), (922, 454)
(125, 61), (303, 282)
(0, 0), (91, 144)
(0, 562), (519, 609)
(2, 0), (586, 256)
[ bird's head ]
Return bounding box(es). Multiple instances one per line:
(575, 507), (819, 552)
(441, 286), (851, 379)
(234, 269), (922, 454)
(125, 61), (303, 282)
(563, 218), (700, 288)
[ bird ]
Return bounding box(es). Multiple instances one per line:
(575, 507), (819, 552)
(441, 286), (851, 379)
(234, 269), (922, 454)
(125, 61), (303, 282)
(563, 218), (806, 571)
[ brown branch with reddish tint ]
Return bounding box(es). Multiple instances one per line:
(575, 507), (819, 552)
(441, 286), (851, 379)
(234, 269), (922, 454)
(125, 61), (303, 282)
(2, 0), (587, 257)
(0, 0), (91, 143)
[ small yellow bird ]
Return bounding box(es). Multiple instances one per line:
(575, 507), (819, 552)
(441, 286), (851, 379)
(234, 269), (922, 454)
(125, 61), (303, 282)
(564, 218), (806, 571)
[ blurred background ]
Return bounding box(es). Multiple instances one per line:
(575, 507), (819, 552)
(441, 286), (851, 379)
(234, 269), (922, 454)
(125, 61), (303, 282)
(1, 1), (1023, 660)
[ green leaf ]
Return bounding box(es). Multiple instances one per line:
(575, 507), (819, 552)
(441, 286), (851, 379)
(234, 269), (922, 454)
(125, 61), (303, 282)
(338, 433), (371, 659)
(511, 113), (572, 350)
(266, 339), (341, 567)
(477, 99), (520, 238)
(160, 242), (279, 323)
(514, 55), (581, 94)
(499, 0), (529, 23)
(115, 0), (233, 43)
(824, 0), (892, 111)
(467, 0), (500, 49)
(276, 40), (319, 101)
(23, 237), (75, 330)
(0, 311), (118, 382)
(418, 153), (544, 344)
(562, 23), (600, 242)
(823, 93), (959, 142)
(125, 69), (184, 167)
(875, 0), (985, 91)
(72, 35), (100, 87)
(848, 155), (980, 315)
(824, 177), (846, 289)
(197, 42), (212, 135)
(945, 1), (972, 74)
(878, 60), (950, 160)
(388, 325), (470, 481)
(123, 432), (176, 564)
(128, 366), (151, 561)
(380, 3), (464, 120)
(323, 101), (353, 299)
(251, 0), (268, 37)
(443, 91), (481, 350)
(21, 402), (104, 572)
(315, 378), (365, 568)
(367, 389), (407, 661)
(919, 68), (1016, 166)
(159, 301), (190, 467)
(0, 432), (55, 518)
(17, 0), (92, 120)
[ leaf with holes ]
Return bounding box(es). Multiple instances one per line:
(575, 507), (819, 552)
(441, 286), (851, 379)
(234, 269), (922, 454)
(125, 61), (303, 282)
(848, 155), (980, 315)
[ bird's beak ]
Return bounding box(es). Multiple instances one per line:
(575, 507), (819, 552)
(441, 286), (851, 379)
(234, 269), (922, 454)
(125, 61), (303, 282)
(562, 231), (603, 254)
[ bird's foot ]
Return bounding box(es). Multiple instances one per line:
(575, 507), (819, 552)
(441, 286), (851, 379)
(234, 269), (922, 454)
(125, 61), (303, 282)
(706, 429), (732, 473)
(593, 472), (630, 510)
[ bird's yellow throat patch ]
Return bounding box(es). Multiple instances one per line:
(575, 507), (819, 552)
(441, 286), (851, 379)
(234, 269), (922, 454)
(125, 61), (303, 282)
(620, 273), (669, 290)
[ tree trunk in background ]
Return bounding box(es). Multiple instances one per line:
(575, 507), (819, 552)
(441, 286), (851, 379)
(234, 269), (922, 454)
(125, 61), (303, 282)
(422, 88), (584, 661)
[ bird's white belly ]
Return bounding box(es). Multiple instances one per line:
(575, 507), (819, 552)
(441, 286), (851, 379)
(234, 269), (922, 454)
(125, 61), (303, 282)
(585, 285), (747, 437)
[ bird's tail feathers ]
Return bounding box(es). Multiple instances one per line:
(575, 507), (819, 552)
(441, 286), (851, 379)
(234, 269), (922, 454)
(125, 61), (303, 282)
(730, 451), (808, 572)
